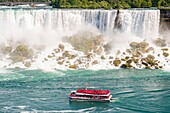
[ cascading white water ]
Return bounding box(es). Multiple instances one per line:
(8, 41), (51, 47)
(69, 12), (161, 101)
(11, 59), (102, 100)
(0, 9), (160, 40)
(118, 10), (160, 39)
(0, 8), (167, 70)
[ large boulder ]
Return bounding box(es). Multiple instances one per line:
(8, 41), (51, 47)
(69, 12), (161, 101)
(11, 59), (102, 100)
(163, 52), (169, 57)
(69, 64), (78, 69)
(139, 41), (149, 49)
(130, 42), (139, 49)
(92, 60), (98, 65)
(101, 55), (105, 60)
(64, 31), (104, 53)
(147, 54), (155, 59)
(62, 51), (71, 58)
(24, 61), (32, 68)
(154, 38), (167, 47)
(11, 45), (34, 59)
(120, 63), (133, 68)
(161, 48), (168, 51)
(2, 46), (12, 54)
(145, 47), (154, 53)
(9, 45), (34, 63)
(113, 58), (121, 66)
(10, 56), (26, 63)
(126, 49), (132, 54)
(103, 43), (111, 53)
(59, 44), (65, 51)
(96, 47), (103, 55)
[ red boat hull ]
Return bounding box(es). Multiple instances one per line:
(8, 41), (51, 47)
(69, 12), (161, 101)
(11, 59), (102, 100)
(69, 89), (112, 102)
(69, 93), (112, 102)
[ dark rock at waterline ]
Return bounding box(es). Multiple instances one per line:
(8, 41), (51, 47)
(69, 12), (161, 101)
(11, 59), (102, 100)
(120, 63), (133, 69)
(120, 64), (127, 68)
(142, 61), (148, 67)
(69, 64), (78, 69)
(58, 61), (64, 65)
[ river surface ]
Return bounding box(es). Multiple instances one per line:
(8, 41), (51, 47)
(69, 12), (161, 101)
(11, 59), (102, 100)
(0, 69), (170, 112)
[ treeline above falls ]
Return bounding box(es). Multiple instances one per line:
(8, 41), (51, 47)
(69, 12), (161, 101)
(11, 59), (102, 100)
(1, 0), (170, 9)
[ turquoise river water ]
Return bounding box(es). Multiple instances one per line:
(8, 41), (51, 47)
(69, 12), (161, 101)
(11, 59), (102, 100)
(0, 69), (170, 112)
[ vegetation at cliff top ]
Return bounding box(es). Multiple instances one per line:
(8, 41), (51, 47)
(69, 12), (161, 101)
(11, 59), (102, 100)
(0, 0), (170, 9)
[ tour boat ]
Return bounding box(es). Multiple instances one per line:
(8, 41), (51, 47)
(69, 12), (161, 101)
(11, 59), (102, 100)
(69, 89), (112, 102)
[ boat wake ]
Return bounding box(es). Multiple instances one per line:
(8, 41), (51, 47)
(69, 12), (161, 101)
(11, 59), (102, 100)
(110, 98), (119, 103)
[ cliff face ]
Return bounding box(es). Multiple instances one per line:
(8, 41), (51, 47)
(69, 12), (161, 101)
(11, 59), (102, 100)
(160, 9), (170, 31)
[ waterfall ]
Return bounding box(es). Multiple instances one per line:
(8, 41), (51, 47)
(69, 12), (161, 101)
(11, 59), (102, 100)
(0, 9), (160, 39)
(117, 10), (160, 39)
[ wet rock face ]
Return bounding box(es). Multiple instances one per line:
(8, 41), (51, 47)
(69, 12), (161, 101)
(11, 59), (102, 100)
(69, 64), (78, 69)
(1, 46), (13, 54)
(154, 38), (167, 47)
(113, 58), (121, 66)
(9, 45), (34, 63)
(139, 41), (149, 49)
(59, 44), (65, 51)
(116, 40), (169, 69)
(147, 54), (155, 60)
(130, 42), (139, 49)
(130, 41), (149, 50)
(1, 32), (169, 70)
(92, 60), (98, 65)
(24, 61), (31, 68)
(145, 47), (154, 53)
(163, 52), (169, 57)
(63, 31), (106, 53)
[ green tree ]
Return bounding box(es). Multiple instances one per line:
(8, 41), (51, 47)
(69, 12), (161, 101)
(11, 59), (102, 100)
(121, 1), (131, 9)
(148, 0), (152, 7)
(98, 1), (111, 9)
(157, 0), (163, 8)
(141, 0), (149, 8)
(51, 0), (60, 8)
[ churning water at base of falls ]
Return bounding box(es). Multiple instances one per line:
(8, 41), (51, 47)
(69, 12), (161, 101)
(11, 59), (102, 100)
(0, 69), (170, 112)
